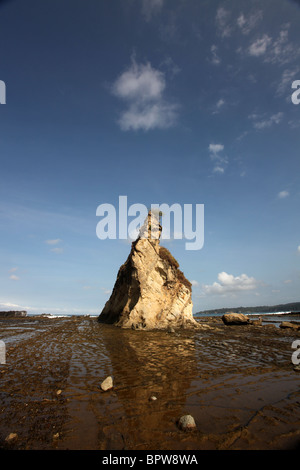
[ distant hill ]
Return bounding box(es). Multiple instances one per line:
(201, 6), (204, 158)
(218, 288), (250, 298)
(195, 302), (300, 316)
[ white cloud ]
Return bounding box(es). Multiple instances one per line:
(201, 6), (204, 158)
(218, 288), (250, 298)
(9, 267), (20, 281)
(100, 287), (112, 296)
(237, 10), (263, 35)
(0, 301), (27, 309)
(51, 247), (64, 254)
(212, 98), (225, 114)
(202, 272), (261, 296)
(112, 60), (165, 102)
(297, 246), (300, 254)
(236, 131), (249, 142)
(112, 58), (178, 131)
(216, 98), (225, 109)
(142, 0), (164, 21)
(248, 34), (272, 56)
(208, 143), (227, 174)
(277, 67), (300, 96)
(256, 112), (283, 129)
(191, 280), (199, 287)
(265, 25), (299, 66)
(209, 143), (224, 155)
(210, 45), (221, 65)
(247, 25), (299, 65)
(213, 166), (225, 174)
(118, 101), (178, 132)
(45, 238), (63, 253)
(237, 13), (246, 29)
(278, 190), (289, 199)
(216, 7), (232, 38)
(45, 239), (62, 245)
(249, 112), (283, 130)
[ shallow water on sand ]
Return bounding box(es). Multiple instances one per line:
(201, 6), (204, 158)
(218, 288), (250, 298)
(0, 316), (299, 450)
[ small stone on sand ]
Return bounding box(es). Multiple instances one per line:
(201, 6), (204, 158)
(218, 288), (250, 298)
(100, 376), (113, 391)
(149, 396), (157, 401)
(5, 433), (18, 442)
(178, 415), (196, 431)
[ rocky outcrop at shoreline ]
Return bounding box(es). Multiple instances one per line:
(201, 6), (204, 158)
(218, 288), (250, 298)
(280, 321), (300, 331)
(0, 311), (27, 318)
(98, 211), (198, 330)
(222, 313), (250, 325)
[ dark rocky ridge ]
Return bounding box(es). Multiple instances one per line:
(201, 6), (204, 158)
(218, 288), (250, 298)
(0, 311), (27, 318)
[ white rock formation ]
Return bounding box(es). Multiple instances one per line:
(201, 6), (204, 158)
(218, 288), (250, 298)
(98, 211), (198, 330)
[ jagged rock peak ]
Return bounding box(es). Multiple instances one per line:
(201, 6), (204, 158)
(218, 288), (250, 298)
(138, 209), (162, 242)
(98, 210), (199, 330)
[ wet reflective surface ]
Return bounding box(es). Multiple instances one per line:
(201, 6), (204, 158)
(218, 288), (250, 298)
(0, 316), (299, 449)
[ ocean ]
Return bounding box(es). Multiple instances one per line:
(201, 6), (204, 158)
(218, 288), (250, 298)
(24, 310), (300, 327)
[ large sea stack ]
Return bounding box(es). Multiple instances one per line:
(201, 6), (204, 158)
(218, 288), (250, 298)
(98, 211), (198, 330)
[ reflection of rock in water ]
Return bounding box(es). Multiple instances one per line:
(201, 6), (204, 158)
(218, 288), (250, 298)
(98, 323), (198, 448)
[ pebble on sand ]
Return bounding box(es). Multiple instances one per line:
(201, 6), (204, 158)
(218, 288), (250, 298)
(178, 415), (197, 431)
(100, 376), (113, 391)
(149, 396), (157, 401)
(5, 433), (18, 443)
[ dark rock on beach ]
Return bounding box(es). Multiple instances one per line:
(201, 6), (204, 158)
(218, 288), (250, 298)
(0, 311), (27, 318)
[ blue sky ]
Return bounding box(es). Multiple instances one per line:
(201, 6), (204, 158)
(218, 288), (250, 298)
(0, 0), (300, 315)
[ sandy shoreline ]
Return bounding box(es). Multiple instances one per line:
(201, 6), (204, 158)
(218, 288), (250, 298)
(0, 315), (300, 450)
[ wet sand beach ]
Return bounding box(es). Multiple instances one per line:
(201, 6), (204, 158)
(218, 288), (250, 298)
(0, 315), (299, 450)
